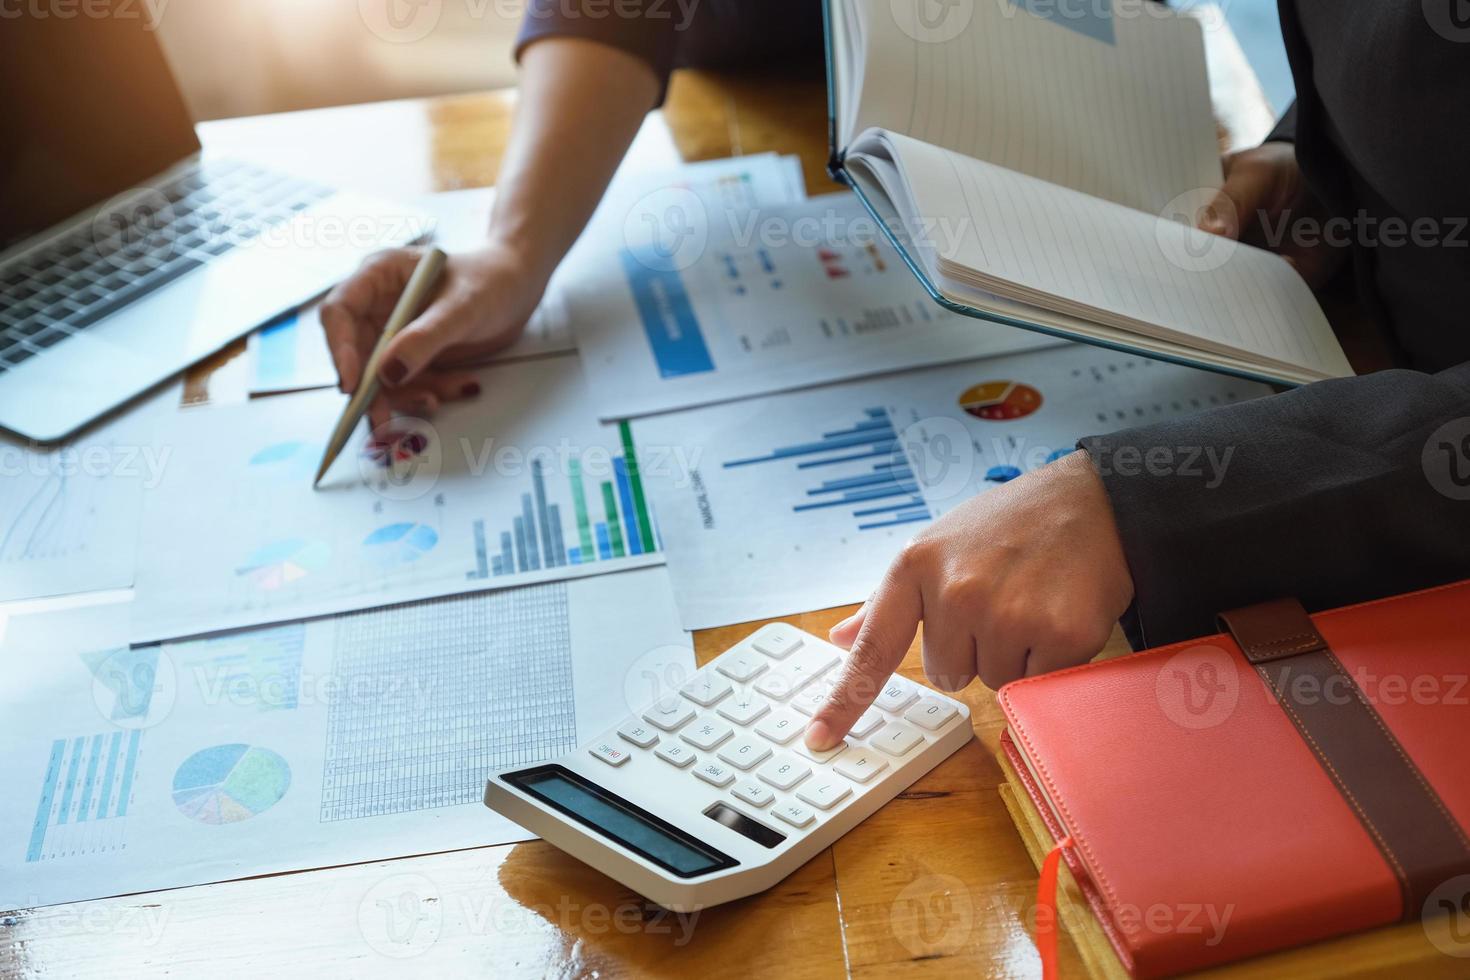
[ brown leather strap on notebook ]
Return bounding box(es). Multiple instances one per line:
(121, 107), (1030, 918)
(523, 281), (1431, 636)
(1219, 598), (1470, 919)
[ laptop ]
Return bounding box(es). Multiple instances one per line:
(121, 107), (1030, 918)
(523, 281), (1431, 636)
(0, 9), (432, 442)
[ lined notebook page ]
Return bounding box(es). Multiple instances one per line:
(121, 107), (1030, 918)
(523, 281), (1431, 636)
(854, 0), (1222, 216)
(884, 133), (1351, 377)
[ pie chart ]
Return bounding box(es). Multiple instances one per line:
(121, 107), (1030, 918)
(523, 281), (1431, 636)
(236, 538), (331, 590)
(363, 522), (438, 565)
(172, 744), (291, 825)
(958, 381), (1043, 421)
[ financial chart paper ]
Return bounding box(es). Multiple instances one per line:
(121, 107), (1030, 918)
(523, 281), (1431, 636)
(130, 354), (663, 643)
(633, 343), (1272, 628)
(0, 569), (693, 911)
(569, 193), (1056, 419)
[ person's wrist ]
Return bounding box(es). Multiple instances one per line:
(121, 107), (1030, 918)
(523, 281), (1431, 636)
(466, 236), (554, 301)
(1061, 448), (1136, 607)
(482, 221), (562, 289)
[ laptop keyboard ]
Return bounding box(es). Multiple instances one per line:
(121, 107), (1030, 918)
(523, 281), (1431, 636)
(0, 160), (333, 374)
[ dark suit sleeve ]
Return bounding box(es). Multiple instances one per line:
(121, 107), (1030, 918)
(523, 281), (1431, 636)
(516, 0), (681, 105)
(1266, 100), (1298, 143)
(1079, 363), (1470, 649)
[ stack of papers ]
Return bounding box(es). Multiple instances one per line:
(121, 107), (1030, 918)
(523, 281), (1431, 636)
(1, 150), (1279, 913)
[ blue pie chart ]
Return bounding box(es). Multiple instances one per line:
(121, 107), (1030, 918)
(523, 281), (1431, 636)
(363, 522), (438, 565)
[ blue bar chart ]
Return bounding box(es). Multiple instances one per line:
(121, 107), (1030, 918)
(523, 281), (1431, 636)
(724, 407), (932, 532)
(467, 424), (660, 581)
(28, 729), (140, 862)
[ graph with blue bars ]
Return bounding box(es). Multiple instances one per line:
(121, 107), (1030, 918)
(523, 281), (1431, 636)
(466, 421), (660, 580)
(28, 730), (141, 862)
(724, 407), (933, 531)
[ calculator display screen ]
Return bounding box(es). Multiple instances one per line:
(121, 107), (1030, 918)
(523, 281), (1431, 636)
(505, 765), (738, 878)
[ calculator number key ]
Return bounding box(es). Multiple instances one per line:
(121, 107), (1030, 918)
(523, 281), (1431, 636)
(791, 683), (833, 717)
(694, 761), (736, 787)
(754, 709), (805, 745)
(717, 736), (772, 771)
(796, 778), (852, 811)
(874, 678), (919, 713)
(642, 696), (696, 732)
(871, 721), (925, 757)
(795, 736), (849, 764)
(681, 718), (734, 751)
(731, 779), (775, 808)
(903, 696), (958, 731)
(589, 741), (630, 767)
(617, 719), (659, 748)
(834, 747), (889, 783)
(848, 707), (886, 738)
(756, 755), (811, 791)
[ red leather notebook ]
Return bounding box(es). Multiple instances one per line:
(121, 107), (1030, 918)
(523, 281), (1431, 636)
(999, 580), (1470, 977)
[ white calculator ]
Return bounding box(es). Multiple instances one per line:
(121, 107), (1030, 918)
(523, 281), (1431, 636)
(483, 623), (973, 911)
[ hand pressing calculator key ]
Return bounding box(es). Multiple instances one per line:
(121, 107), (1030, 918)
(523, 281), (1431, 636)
(483, 623), (972, 911)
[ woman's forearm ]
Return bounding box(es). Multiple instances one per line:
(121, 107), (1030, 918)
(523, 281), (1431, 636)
(488, 37), (661, 285)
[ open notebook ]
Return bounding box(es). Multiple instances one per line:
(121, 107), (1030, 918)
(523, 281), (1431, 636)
(825, 0), (1353, 385)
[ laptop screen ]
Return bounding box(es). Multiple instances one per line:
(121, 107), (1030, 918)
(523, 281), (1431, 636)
(0, 5), (200, 251)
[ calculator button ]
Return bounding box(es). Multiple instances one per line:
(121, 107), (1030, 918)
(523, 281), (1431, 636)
(904, 696), (958, 731)
(796, 778), (852, 810)
(680, 717), (734, 751)
(642, 696), (696, 732)
(754, 709), (805, 745)
(754, 649), (839, 701)
(874, 678), (919, 713)
(834, 747), (889, 783)
(848, 707), (886, 738)
(589, 741), (630, 767)
(718, 736), (772, 771)
(794, 737), (849, 764)
(680, 671), (732, 707)
(716, 649), (769, 683)
(656, 743), (696, 768)
(617, 719), (659, 748)
(717, 692), (770, 726)
(752, 626), (803, 659)
(772, 801), (816, 829)
(791, 683), (833, 717)
(871, 722), (925, 757)
(694, 761), (735, 787)
(731, 780), (775, 808)
(756, 754), (811, 791)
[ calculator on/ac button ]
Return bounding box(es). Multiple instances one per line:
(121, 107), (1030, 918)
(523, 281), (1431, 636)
(484, 623), (973, 911)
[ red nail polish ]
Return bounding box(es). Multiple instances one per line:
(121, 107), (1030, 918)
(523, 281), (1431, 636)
(382, 359), (408, 386)
(461, 382), (482, 398)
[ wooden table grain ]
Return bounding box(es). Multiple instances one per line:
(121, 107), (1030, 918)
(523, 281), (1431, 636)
(0, 60), (1402, 979)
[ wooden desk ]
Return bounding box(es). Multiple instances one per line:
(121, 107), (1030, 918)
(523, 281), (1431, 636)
(0, 64), (1407, 979)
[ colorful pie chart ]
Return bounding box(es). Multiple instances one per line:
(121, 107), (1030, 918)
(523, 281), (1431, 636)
(363, 522), (438, 565)
(958, 381), (1043, 421)
(236, 538), (331, 590)
(172, 744), (291, 825)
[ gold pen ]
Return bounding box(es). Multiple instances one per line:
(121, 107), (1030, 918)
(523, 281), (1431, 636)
(312, 247), (447, 488)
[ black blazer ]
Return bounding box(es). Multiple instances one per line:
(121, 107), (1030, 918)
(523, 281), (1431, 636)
(1083, 2), (1470, 648)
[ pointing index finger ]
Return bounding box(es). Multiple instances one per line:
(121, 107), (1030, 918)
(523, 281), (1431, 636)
(806, 564), (922, 750)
